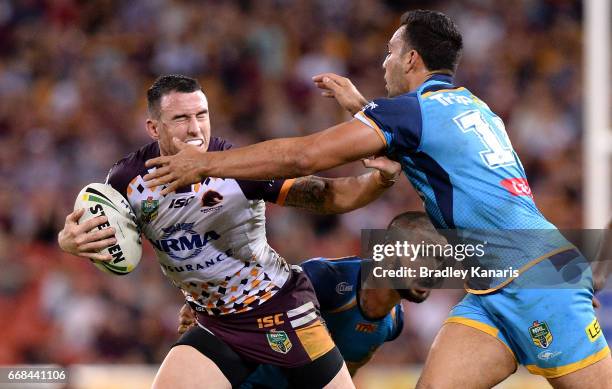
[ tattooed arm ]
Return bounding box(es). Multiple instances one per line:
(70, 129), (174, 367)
(282, 156), (401, 214)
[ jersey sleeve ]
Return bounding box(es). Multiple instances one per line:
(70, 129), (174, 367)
(207, 136), (233, 153)
(105, 162), (127, 198)
(354, 94), (423, 155)
(236, 178), (295, 204)
(105, 142), (159, 200)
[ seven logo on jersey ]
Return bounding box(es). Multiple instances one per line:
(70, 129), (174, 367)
(501, 178), (533, 198)
(529, 320), (553, 349)
(267, 330), (292, 354)
(150, 223), (220, 261)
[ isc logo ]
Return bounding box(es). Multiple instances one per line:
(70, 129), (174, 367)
(169, 196), (195, 209)
(257, 314), (285, 328)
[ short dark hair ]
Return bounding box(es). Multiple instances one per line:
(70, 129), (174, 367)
(386, 211), (439, 239)
(147, 74), (202, 118)
(400, 10), (463, 73)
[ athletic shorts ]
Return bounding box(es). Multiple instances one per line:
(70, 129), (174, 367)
(174, 266), (343, 388)
(447, 251), (610, 378)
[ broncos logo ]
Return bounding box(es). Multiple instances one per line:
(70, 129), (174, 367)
(202, 190), (223, 207)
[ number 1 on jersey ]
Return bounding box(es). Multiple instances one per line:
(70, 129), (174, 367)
(453, 110), (516, 168)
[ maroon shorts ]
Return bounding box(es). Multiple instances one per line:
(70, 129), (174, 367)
(193, 267), (335, 368)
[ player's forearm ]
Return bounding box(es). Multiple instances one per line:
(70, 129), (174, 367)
(324, 171), (393, 213)
(197, 136), (342, 180)
(194, 121), (381, 181)
(283, 172), (392, 214)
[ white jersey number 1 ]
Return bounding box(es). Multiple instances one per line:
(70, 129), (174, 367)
(453, 110), (516, 169)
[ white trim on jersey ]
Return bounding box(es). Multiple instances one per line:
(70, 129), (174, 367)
(290, 312), (318, 328)
(287, 301), (315, 318)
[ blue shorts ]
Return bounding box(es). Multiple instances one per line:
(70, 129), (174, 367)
(448, 255), (610, 378)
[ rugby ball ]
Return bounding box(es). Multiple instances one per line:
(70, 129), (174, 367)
(74, 183), (142, 275)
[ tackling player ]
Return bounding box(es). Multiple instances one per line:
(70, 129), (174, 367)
(144, 10), (612, 388)
(58, 74), (403, 389)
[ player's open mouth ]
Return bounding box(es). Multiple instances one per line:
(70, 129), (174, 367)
(185, 139), (204, 147)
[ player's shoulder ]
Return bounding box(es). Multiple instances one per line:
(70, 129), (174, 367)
(106, 141), (159, 198)
(301, 256), (361, 311)
(207, 136), (233, 152)
(106, 137), (232, 198)
(360, 91), (423, 153)
(364, 91), (420, 116)
(301, 256), (362, 276)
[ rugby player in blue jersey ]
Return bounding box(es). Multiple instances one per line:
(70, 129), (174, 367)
(145, 9), (612, 388)
(177, 212), (438, 388)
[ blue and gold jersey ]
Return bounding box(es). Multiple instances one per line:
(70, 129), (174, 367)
(242, 256), (403, 388)
(301, 256), (403, 364)
(355, 74), (571, 291)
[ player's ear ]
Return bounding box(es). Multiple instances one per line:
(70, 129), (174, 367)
(401, 49), (415, 74)
(146, 118), (160, 140)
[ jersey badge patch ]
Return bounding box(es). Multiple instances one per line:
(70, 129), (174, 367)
(529, 320), (553, 349)
(141, 196), (159, 223)
(267, 330), (292, 354)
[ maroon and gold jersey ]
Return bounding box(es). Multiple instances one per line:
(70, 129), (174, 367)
(106, 138), (295, 315)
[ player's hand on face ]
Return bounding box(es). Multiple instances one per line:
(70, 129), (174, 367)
(362, 156), (402, 185)
(144, 138), (205, 196)
(312, 73), (368, 115)
(178, 303), (196, 335)
(57, 208), (115, 261)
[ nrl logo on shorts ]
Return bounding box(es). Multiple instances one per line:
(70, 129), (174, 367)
(266, 330), (292, 354)
(141, 196), (159, 223)
(529, 320), (553, 349)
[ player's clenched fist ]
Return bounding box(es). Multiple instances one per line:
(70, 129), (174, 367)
(178, 303), (196, 335)
(57, 208), (116, 261)
(312, 73), (368, 115)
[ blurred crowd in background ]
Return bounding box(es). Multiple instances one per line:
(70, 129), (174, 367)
(1, 0), (611, 376)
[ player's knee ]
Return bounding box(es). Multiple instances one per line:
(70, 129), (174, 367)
(152, 346), (231, 389)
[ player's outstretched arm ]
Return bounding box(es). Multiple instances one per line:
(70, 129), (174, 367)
(144, 119), (386, 196)
(312, 73), (368, 115)
(57, 209), (115, 261)
(282, 156), (401, 214)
